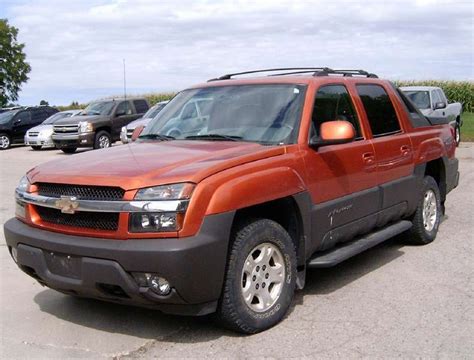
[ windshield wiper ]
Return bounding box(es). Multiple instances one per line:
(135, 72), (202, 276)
(185, 134), (243, 141)
(138, 133), (175, 141)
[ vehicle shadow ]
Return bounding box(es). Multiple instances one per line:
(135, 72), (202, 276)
(33, 238), (406, 342)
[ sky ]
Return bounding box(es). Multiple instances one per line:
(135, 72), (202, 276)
(1, 0), (473, 106)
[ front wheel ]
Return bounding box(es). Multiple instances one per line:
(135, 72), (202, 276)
(217, 219), (296, 334)
(405, 176), (441, 245)
(94, 131), (111, 149)
(61, 147), (77, 154)
(454, 123), (461, 146)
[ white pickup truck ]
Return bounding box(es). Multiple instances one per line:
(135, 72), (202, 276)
(400, 86), (463, 145)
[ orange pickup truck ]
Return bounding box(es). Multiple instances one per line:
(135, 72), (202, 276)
(5, 68), (459, 333)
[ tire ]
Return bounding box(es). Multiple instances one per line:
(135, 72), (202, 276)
(454, 123), (461, 146)
(405, 176), (441, 245)
(0, 133), (11, 150)
(217, 219), (297, 334)
(61, 147), (77, 154)
(94, 131), (111, 149)
(31, 146), (42, 150)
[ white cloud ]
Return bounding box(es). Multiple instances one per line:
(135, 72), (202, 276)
(4, 0), (473, 105)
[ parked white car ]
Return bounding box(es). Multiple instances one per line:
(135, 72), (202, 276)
(25, 109), (82, 150)
(120, 101), (169, 143)
(400, 86), (463, 145)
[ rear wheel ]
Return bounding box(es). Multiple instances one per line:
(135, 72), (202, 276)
(61, 147), (77, 154)
(0, 133), (11, 150)
(31, 146), (42, 150)
(94, 131), (111, 149)
(217, 219), (296, 334)
(405, 176), (441, 245)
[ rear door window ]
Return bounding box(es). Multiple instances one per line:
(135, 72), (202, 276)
(356, 84), (401, 137)
(311, 84), (362, 139)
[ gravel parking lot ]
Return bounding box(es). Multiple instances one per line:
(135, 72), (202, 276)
(0, 144), (473, 359)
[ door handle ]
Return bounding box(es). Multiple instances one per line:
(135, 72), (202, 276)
(400, 145), (411, 156)
(362, 152), (375, 164)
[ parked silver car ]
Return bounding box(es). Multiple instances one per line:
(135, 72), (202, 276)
(25, 110), (82, 150)
(120, 101), (169, 143)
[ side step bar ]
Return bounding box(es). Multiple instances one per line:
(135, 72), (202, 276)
(307, 220), (412, 268)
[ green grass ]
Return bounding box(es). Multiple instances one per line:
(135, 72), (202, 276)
(461, 112), (474, 142)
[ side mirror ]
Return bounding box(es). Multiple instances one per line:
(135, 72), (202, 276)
(434, 102), (446, 110)
(131, 125), (145, 141)
(309, 120), (356, 148)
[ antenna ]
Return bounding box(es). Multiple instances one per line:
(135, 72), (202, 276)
(123, 58), (127, 99)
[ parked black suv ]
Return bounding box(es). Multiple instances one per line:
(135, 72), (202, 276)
(52, 98), (149, 153)
(0, 106), (58, 150)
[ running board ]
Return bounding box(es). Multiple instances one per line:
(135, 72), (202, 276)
(307, 220), (412, 268)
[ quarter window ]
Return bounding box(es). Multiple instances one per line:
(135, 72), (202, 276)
(356, 84), (401, 137)
(311, 85), (361, 138)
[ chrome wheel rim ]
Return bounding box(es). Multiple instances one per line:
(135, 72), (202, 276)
(422, 189), (437, 232)
(241, 242), (285, 313)
(98, 135), (110, 148)
(0, 135), (10, 149)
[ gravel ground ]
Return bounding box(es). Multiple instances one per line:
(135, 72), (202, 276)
(0, 143), (473, 359)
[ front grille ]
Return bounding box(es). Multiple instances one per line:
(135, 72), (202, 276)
(53, 125), (79, 134)
(126, 129), (133, 139)
(29, 132), (39, 137)
(37, 183), (125, 201)
(36, 206), (119, 231)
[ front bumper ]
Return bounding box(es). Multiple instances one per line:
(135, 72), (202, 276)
(4, 212), (234, 315)
(25, 134), (54, 147)
(52, 132), (95, 148)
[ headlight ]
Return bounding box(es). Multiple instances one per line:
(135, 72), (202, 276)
(15, 175), (30, 218)
(79, 121), (93, 133)
(130, 183), (194, 232)
(134, 183), (194, 200)
(16, 175), (30, 193)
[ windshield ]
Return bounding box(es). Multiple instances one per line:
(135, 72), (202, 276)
(143, 102), (167, 119)
(404, 91), (431, 109)
(42, 112), (73, 124)
(0, 111), (16, 125)
(141, 84), (306, 145)
(82, 101), (115, 116)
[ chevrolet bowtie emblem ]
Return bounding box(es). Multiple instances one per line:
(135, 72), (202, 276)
(55, 196), (79, 214)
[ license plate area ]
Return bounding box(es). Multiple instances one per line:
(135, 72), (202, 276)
(44, 251), (82, 279)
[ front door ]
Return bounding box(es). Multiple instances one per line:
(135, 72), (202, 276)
(303, 84), (379, 252)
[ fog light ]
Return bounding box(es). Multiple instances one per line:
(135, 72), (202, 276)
(132, 272), (171, 296)
(148, 276), (171, 295)
(10, 247), (18, 263)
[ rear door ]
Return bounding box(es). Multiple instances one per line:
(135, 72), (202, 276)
(355, 83), (414, 225)
(11, 111), (32, 141)
(304, 83), (378, 251)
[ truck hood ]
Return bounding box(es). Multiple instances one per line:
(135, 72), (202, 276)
(126, 117), (152, 130)
(54, 114), (106, 125)
(27, 141), (285, 190)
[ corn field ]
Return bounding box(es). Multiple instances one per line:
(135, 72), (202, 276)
(395, 80), (474, 113)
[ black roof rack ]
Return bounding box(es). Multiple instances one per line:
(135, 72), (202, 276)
(208, 67), (378, 82)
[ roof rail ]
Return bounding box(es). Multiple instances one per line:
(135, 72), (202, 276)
(208, 67), (378, 81)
